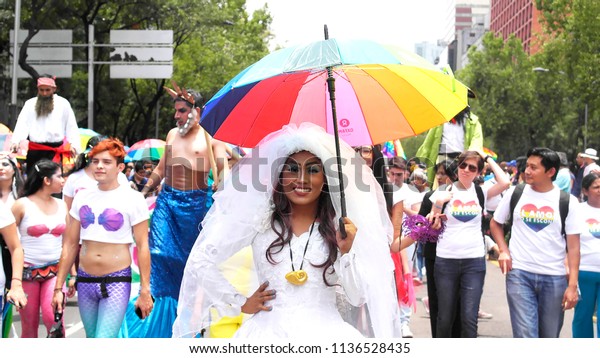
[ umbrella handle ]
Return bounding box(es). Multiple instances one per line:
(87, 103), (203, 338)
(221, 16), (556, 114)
(203, 129), (219, 188)
(339, 217), (347, 239)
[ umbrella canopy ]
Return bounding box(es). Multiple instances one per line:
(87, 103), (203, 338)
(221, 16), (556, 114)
(125, 139), (165, 162)
(79, 128), (101, 151)
(0, 134), (27, 160)
(200, 38), (470, 148)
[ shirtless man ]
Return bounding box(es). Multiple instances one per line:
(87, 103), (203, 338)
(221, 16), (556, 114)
(121, 84), (228, 338)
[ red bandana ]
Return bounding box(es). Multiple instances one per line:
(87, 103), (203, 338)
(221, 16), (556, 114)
(37, 77), (56, 88)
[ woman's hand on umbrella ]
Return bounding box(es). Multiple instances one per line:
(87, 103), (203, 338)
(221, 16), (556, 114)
(241, 281), (276, 314)
(337, 217), (357, 254)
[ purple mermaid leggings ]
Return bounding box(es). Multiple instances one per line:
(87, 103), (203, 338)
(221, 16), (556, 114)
(77, 267), (131, 338)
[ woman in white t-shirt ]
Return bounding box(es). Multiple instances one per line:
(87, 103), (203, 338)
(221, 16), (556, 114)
(11, 159), (67, 337)
(425, 150), (509, 338)
(572, 172), (600, 338)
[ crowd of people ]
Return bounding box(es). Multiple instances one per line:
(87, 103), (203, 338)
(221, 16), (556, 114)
(0, 74), (598, 340)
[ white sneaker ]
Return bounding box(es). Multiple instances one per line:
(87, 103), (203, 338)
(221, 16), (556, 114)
(401, 324), (414, 338)
(421, 296), (430, 316)
(477, 309), (493, 319)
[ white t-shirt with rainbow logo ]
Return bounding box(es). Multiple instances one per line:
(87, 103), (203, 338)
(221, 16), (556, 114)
(430, 183), (488, 259)
(494, 185), (581, 276)
(579, 202), (600, 273)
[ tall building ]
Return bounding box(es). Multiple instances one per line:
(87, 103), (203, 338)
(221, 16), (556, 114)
(489, 0), (544, 54)
(440, 0), (491, 71)
(415, 41), (445, 65)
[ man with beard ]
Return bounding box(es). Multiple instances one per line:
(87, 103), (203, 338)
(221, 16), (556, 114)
(119, 82), (229, 338)
(10, 75), (80, 176)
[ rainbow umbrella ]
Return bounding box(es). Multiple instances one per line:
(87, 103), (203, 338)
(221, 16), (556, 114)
(200, 26), (470, 219)
(200, 35), (470, 148)
(381, 139), (406, 159)
(79, 128), (101, 151)
(125, 139), (165, 162)
(0, 134), (27, 160)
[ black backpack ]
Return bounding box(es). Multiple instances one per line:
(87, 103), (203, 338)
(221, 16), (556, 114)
(506, 183), (570, 240)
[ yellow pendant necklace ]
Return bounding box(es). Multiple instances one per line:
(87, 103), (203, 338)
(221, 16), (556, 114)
(285, 218), (317, 286)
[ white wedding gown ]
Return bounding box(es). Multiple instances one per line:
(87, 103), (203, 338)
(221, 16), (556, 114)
(234, 225), (364, 338)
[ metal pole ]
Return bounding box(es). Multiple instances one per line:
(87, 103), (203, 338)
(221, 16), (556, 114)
(11, 0), (21, 124)
(88, 24), (94, 130)
(584, 103), (588, 149)
(155, 98), (160, 139)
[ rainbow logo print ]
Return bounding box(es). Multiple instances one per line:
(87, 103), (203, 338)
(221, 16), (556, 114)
(450, 200), (479, 223)
(520, 204), (554, 232)
(585, 218), (600, 239)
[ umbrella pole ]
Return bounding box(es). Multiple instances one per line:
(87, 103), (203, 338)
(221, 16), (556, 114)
(324, 25), (347, 238)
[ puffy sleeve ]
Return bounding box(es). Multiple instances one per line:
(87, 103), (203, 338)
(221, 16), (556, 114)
(172, 186), (269, 338)
(334, 249), (365, 306)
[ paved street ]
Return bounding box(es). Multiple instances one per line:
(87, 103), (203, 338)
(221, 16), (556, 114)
(6, 259), (582, 338)
(408, 259), (575, 338)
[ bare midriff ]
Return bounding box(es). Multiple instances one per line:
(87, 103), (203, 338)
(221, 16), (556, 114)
(79, 241), (132, 276)
(165, 164), (209, 191)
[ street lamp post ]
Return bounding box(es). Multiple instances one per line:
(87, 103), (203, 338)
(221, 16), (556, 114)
(10, 0), (22, 128)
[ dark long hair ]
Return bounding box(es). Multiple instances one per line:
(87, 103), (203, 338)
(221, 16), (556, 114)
(266, 172), (338, 286)
(371, 144), (394, 214)
(5, 158), (24, 200)
(20, 159), (61, 197)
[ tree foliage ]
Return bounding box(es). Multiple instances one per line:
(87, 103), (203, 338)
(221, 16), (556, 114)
(0, 0), (272, 144)
(457, 0), (599, 161)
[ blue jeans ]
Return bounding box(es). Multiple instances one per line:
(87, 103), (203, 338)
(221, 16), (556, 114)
(506, 269), (567, 338)
(434, 256), (486, 338)
(572, 270), (600, 338)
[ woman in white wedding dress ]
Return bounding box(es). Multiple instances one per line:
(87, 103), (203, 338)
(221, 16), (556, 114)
(172, 123), (401, 338)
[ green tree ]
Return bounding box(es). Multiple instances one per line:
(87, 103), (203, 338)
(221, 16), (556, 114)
(535, 0), (600, 153)
(0, 0), (272, 144)
(457, 32), (538, 160)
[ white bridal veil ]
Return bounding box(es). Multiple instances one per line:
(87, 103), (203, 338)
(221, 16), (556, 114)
(172, 123), (401, 338)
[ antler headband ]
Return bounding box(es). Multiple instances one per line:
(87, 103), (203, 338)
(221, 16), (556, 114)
(164, 80), (195, 106)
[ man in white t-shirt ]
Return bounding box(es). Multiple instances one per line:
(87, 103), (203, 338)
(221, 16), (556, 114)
(490, 147), (581, 338)
(388, 161), (417, 338)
